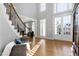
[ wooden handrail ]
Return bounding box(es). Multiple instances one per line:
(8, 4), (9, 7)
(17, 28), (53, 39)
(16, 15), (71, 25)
(9, 3), (29, 29)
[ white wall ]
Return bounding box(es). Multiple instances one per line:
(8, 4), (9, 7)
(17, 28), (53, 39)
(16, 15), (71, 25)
(0, 4), (18, 55)
(13, 3), (37, 35)
(12, 3), (73, 41)
(0, 3), (73, 55)
(36, 3), (53, 38)
(13, 3), (37, 19)
(36, 3), (73, 41)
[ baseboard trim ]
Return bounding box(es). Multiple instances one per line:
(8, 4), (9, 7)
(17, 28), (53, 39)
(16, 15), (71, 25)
(35, 36), (72, 43)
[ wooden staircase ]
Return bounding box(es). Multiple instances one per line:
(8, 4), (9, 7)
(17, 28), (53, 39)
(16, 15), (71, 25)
(4, 3), (30, 37)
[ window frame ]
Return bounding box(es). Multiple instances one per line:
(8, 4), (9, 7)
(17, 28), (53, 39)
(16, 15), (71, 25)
(40, 19), (46, 36)
(40, 3), (46, 12)
(53, 3), (73, 14)
(54, 14), (72, 35)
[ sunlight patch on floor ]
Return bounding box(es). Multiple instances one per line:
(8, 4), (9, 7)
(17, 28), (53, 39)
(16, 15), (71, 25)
(27, 40), (42, 56)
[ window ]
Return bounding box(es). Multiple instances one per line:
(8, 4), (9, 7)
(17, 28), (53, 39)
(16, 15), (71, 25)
(32, 22), (35, 32)
(32, 21), (37, 35)
(40, 3), (46, 12)
(25, 23), (29, 33)
(32, 22), (36, 35)
(54, 3), (73, 13)
(55, 17), (62, 34)
(63, 15), (71, 35)
(54, 15), (71, 35)
(40, 19), (46, 36)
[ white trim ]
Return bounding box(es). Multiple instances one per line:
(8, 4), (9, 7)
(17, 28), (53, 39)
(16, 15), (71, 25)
(35, 36), (72, 42)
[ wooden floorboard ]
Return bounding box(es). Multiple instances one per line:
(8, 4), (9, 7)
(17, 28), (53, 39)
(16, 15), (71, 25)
(29, 38), (73, 56)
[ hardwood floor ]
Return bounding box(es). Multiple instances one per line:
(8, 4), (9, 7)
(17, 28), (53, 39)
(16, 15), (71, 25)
(29, 37), (40, 49)
(29, 37), (73, 56)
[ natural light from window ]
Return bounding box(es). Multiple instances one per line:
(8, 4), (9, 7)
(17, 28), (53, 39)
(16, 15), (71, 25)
(54, 3), (73, 13)
(25, 23), (29, 33)
(32, 22), (35, 32)
(63, 15), (71, 35)
(40, 19), (46, 36)
(54, 15), (71, 35)
(40, 3), (46, 12)
(55, 17), (61, 34)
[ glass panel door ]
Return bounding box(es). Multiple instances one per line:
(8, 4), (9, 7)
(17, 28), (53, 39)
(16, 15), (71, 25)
(40, 19), (46, 36)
